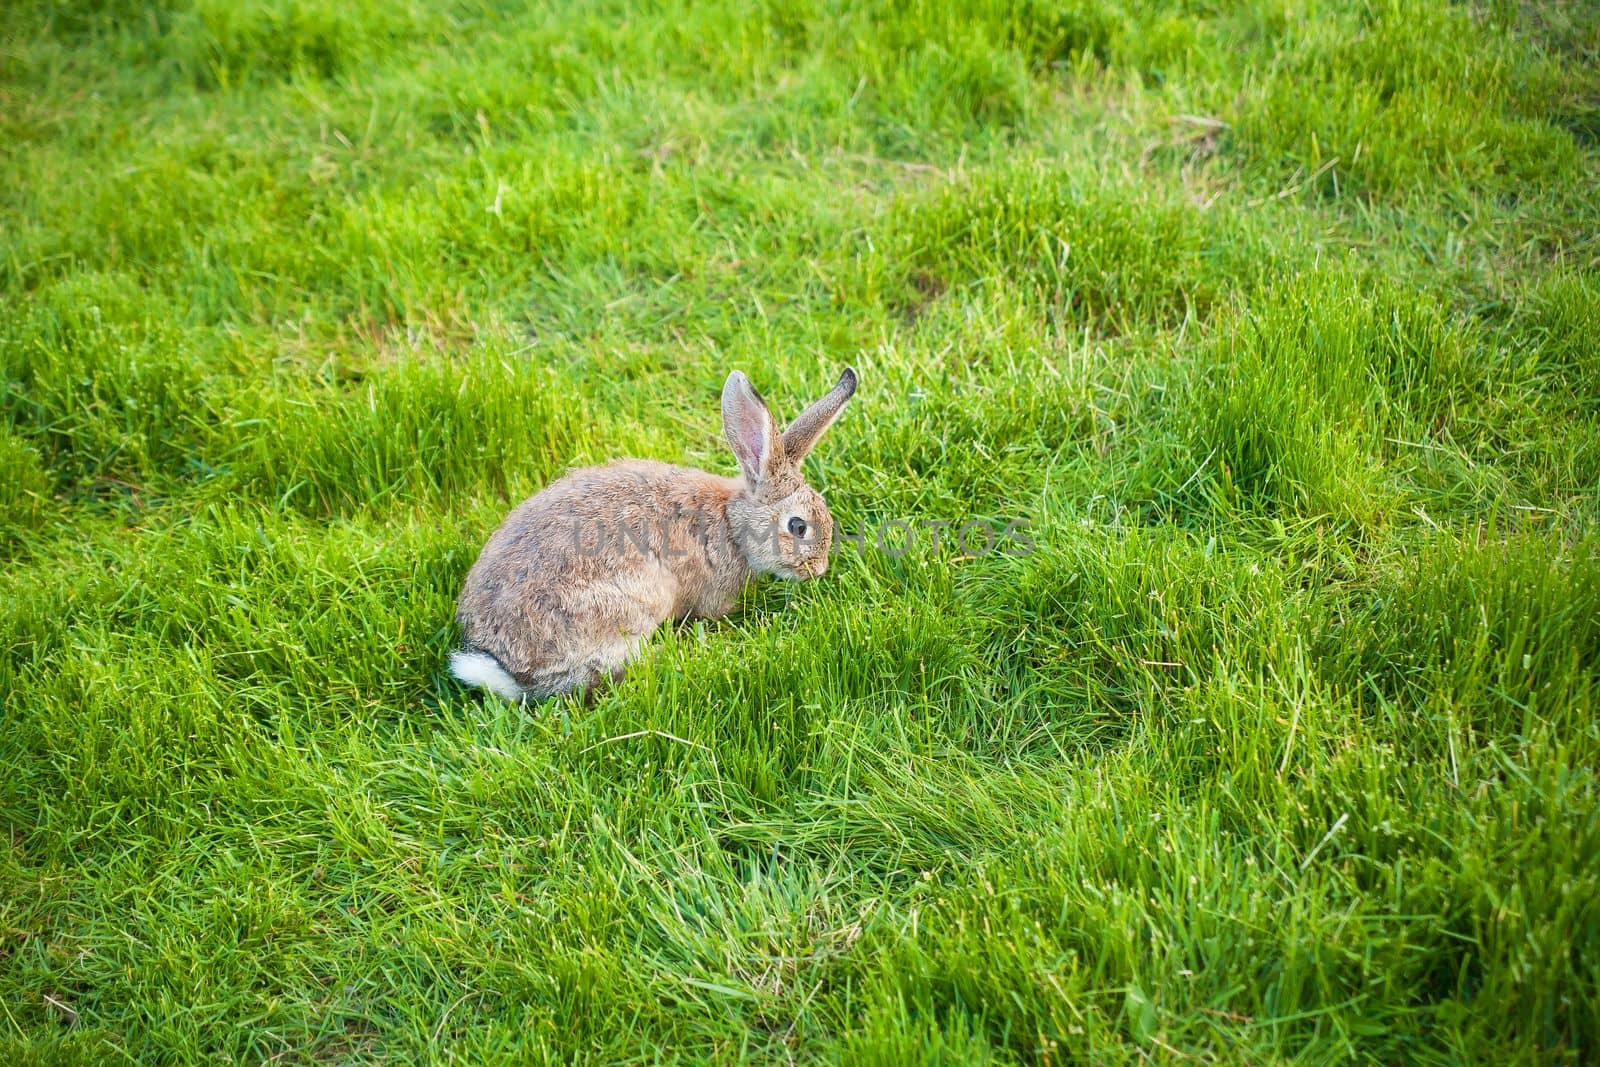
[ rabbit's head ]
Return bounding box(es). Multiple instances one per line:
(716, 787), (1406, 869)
(721, 367), (856, 580)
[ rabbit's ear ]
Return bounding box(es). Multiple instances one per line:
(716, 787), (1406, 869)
(722, 371), (781, 488)
(782, 367), (857, 464)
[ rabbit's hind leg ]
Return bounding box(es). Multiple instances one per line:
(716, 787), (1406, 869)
(583, 634), (646, 699)
(528, 634), (645, 703)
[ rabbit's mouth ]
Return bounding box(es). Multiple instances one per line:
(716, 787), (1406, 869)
(789, 557), (827, 581)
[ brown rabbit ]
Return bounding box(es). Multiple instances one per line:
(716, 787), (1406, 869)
(450, 367), (857, 701)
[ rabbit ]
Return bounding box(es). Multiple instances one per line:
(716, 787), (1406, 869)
(449, 366), (857, 702)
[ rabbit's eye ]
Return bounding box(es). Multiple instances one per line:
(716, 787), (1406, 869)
(787, 517), (808, 539)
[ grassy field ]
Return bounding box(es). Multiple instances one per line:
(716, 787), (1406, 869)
(3, 0), (1599, 1061)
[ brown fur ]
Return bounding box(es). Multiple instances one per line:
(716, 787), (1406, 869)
(452, 368), (857, 700)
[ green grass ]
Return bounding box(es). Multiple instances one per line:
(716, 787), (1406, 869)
(3, 0), (1599, 1061)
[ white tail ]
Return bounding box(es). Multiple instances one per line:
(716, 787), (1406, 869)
(449, 650), (527, 702)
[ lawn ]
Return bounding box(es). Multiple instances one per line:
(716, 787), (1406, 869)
(3, 0), (1599, 1061)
